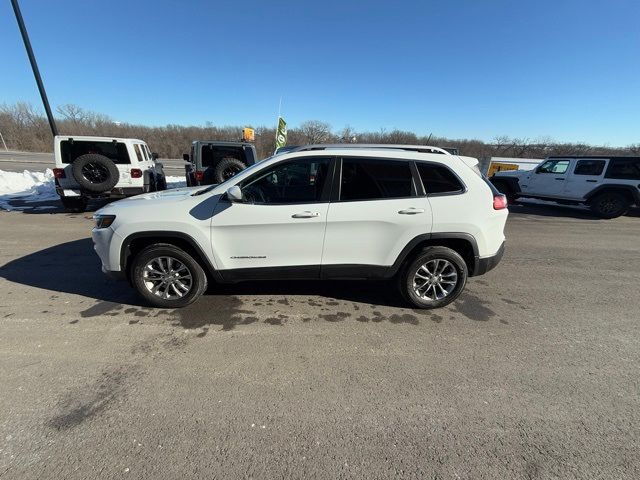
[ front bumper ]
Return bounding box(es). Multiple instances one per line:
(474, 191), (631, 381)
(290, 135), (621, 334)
(91, 226), (127, 280)
(472, 242), (505, 276)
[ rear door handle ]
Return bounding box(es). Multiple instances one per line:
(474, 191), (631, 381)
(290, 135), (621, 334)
(292, 211), (320, 218)
(586, 179), (597, 182)
(555, 178), (565, 181)
(398, 208), (425, 215)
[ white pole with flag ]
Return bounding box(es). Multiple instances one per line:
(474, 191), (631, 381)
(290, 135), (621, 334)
(275, 97), (287, 152)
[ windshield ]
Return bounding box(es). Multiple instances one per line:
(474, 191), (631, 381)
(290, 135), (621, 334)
(192, 155), (274, 196)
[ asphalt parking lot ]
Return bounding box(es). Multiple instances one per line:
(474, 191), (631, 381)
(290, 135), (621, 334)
(1, 203), (639, 479)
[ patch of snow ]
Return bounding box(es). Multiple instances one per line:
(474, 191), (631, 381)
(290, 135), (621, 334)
(166, 176), (186, 189)
(0, 169), (59, 211)
(0, 169), (187, 211)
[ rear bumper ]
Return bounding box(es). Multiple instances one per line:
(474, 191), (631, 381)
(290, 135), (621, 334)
(472, 242), (505, 276)
(57, 186), (146, 198)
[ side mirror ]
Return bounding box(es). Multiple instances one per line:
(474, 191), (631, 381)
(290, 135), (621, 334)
(182, 153), (190, 162)
(152, 152), (159, 160)
(226, 186), (243, 203)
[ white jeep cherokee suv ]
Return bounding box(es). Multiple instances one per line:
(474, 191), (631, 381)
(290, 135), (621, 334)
(53, 135), (167, 212)
(491, 156), (640, 218)
(92, 145), (508, 309)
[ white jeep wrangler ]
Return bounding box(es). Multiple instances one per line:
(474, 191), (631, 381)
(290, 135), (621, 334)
(91, 144), (508, 309)
(53, 135), (167, 212)
(491, 156), (640, 218)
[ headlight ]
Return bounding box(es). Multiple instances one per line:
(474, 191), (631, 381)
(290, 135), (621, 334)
(93, 214), (116, 229)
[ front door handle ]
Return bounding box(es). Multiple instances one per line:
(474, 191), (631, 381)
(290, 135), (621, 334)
(398, 208), (425, 215)
(555, 178), (565, 181)
(292, 211), (320, 218)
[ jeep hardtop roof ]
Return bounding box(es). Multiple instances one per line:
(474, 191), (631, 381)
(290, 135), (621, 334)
(55, 135), (147, 143)
(191, 140), (255, 147)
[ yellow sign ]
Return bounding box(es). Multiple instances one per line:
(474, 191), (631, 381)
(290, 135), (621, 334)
(242, 128), (255, 142)
(487, 162), (519, 177)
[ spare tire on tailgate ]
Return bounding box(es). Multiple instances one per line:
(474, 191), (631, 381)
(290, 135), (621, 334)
(71, 154), (120, 193)
(213, 157), (247, 184)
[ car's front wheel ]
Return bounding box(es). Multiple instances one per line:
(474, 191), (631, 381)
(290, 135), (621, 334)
(131, 244), (207, 308)
(399, 246), (468, 309)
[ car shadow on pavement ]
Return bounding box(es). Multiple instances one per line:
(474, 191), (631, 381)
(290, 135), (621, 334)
(2, 197), (113, 214)
(509, 202), (640, 219)
(0, 238), (137, 304)
(0, 238), (406, 309)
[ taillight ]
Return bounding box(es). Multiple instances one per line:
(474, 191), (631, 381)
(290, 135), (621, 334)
(130, 168), (143, 178)
(195, 171), (204, 182)
(493, 194), (508, 210)
(53, 168), (66, 179)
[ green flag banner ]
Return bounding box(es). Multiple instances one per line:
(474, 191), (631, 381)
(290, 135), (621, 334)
(275, 117), (287, 150)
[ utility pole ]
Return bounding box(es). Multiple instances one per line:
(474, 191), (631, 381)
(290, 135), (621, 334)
(0, 131), (8, 151)
(10, 0), (58, 137)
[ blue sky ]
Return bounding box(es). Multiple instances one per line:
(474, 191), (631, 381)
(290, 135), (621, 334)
(1, 0), (639, 146)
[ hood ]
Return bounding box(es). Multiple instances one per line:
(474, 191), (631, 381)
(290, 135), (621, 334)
(493, 169), (528, 178)
(95, 185), (216, 217)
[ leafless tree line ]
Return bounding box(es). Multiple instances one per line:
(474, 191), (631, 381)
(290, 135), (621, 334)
(1, 102), (637, 160)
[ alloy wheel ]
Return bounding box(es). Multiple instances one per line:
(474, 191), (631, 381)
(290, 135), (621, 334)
(142, 256), (193, 300)
(412, 259), (458, 301)
(81, 162), (110, 183)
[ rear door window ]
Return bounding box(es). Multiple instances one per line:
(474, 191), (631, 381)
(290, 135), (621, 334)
(605, 158), (640, 180)
(574, 160), (606, 176)
(60, 140), (131, 164)
(417, 163), (464, 194)
(340, 158), (413, 201)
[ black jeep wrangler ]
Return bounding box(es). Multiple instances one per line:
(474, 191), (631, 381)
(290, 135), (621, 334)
(184, 141), (258, 186)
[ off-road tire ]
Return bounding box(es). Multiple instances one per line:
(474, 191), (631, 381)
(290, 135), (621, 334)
(156, 175), (167, 191)
(491, 180), (517, 204)
(589, 192), (630, 219)
(60, 196), (88, 213)
(131, 244), (208, 308)
(398, 246), (468, 309)
(71, 154), (120, 193)
(214, 157), (246, 184)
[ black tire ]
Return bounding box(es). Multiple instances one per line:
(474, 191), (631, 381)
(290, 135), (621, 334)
(131, 244), (207, 308)
(214, 157), (246, 184)
(156, 175), (167, 191)
(60, 196), (88, 213)
(71, 154), (119, 193)
(145, 174), (157, 193)
(398, 246), (468, 309)
(492, 180), (516, 204)
(589, 192), (630, 219)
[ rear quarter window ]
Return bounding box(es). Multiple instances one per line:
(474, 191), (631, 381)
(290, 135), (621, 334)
(605, 158), (640, 180)
(60, 140), (131, 164)
(417, 163), (464, 194)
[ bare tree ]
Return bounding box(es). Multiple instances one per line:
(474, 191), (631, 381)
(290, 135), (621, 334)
(0, 102), (635, 160)
(299, 120), (333, 144)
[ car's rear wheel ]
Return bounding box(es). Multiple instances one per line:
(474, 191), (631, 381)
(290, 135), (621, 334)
(399, 246), (468, 309)
(131, 244), (207, 308)
(589, 192), (630, 219)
